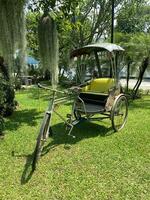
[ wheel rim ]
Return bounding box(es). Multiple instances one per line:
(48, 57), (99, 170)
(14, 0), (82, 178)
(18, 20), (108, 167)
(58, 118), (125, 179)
(112, 95), (128, 131)
(32, 115), (50, 170)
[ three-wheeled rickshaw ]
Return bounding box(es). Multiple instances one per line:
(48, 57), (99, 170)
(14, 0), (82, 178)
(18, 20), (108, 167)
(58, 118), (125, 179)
(32, 42), (128, 170)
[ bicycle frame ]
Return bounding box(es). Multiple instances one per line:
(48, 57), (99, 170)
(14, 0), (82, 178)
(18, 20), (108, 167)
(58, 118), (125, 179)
(37, 84), (77, 138)
(32, 85), (78, 170)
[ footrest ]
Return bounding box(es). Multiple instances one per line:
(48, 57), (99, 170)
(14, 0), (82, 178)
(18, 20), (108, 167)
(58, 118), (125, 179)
(72, 120), (80, 126)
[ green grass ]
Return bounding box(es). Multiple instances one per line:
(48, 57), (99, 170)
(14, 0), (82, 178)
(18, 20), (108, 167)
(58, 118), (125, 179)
(0, 87), (150, 200)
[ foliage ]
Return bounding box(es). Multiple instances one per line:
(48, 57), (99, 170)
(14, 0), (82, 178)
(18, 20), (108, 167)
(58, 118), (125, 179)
(131, 56), (150, 98)
(0, 76), (16, 133)
(116, 0), (150, 33)
(115, 32), (150, 95)
(14, 77), (22, 90)
(115, 32), (150, 71)
(56, 0), (127, 47)
(0, 78), (5, 133)
(26, 12), (39, 59)
(0, 79), (16, 117)
(27, 0), (83, 86)
(26, 0), (129, 80)
(0, 56), (15, 133)
(3, 82), (16, 117)
(18, 0), (150, 87)
(0, 56), (16, 124)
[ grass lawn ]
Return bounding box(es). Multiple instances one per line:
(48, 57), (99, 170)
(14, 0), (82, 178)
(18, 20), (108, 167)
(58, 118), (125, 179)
(0, 87), (150, 200)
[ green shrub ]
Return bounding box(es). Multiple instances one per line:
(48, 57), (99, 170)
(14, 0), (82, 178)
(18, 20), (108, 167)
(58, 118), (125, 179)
(3, 82), (15, 117)
(0, 116), (4, 134)
(0, 78), (16, 117)
(0, 78), (5, 133)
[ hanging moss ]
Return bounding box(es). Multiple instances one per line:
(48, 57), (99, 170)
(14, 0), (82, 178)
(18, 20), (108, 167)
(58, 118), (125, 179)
(0, 0), (26, 75)
(38, 13), (59, 87)
(0, 0), (26, 121)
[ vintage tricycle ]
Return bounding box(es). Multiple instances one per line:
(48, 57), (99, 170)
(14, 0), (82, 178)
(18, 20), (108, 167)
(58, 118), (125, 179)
(32, 42), (128, 170)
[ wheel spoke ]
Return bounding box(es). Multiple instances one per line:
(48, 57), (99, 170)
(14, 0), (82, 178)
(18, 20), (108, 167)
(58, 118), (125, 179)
(111, 95), (128, 132)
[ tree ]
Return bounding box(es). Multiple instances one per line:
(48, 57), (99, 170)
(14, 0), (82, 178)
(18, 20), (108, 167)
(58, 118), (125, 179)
(132, 56), (149, 98)
(0, 0), (26, 127)
(27, 0), (82, 86)
(66, 0), (126, 47)
(26, 0), (128, 82)
(26, 12), (39, 59)
(116, 0), (150, 34)
(115, 32), (150, 95)
(115, 1), (150, 94)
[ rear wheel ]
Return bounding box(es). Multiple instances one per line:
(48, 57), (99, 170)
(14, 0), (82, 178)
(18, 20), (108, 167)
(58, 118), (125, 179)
(111, 95), (128, 132)
(32, 113), (50, 171)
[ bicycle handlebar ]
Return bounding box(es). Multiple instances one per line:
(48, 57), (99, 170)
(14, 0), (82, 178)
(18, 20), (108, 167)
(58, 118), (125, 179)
(37, 83), (64, 93)
(37, 83), (69, 94)
(37, 83), (82, 95)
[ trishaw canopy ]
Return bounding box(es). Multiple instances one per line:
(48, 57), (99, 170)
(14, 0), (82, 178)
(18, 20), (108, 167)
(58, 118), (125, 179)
(70, 43), (124, 58)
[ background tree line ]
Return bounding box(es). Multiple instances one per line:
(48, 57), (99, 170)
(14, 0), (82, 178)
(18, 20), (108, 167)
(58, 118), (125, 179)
(26, 0), (150, 84)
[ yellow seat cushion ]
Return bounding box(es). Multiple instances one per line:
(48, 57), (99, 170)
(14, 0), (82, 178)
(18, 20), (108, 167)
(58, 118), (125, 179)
(82, 78), (114, 94)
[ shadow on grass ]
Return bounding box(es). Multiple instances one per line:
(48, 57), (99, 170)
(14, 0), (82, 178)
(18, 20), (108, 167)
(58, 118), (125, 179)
(11, 152), (34, 185)
(20, 120), (112, 184)
(42, 120), (113, 156)
(20, 154), (34, 185)
(5, 109), (42, 132)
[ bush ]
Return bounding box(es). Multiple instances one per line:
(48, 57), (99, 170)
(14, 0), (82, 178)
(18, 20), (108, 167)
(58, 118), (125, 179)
(0, 78), (5, 133)
(0, 78), (16, 117)
(0, 116), (4, 135)
(3, 82), (15, 117)
(0, 56), (16, 135)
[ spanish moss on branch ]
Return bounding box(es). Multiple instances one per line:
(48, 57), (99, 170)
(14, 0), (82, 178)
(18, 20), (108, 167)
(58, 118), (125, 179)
(0, 0), (26, 76)
(38, 13), (59, 87)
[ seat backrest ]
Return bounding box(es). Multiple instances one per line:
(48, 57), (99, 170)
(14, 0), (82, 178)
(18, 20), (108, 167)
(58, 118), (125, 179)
(82, 78), (114, 94)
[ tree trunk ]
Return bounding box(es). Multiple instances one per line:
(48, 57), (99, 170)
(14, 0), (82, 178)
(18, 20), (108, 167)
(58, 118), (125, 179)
(132, 56), (149, 99)
(126, 62), (130, 92)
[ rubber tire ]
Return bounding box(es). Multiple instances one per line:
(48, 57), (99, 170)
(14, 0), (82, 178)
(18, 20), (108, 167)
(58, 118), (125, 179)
(32, 114), (50, 171)
(111, 94), (128, 132)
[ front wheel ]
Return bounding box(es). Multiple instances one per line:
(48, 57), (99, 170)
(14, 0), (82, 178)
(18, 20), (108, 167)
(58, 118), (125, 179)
(32, 113), (50, 171)
(111, 94), (128, 132)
